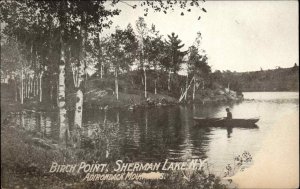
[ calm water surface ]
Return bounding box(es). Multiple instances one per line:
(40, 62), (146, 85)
(14, 92), (299, 175)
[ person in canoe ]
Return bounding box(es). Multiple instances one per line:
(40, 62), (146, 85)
(225, 108), (232, 120)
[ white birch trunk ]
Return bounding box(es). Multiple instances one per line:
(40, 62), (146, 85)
(20, 70), (24, 104)
(24, 77), (27, 99)
(185, 74), (188, 101)
(30, 77), (33, 97)
(24, 78), (26, 99)
(14, 79), (18, 102)
(37, 77), (39, 97)
(50, 85), (53, 104)
(39, 72), (43, 102)
(144, 67), (147, 98)
(73, 13), (87, 129)
(23, 76), (26, 99)
(31, 77), (33, 97)
(193, 79), (196, 101)
(58, 23), (68, 144)
(27, 77), (30, 98)
(103, 110), (107, 125)
(37, 78), (39, 97)
(73, 81), (84, 130)
(74, 89), (83, 128)
(98, 32), (103, 79)
(115, 68), (119, 100)
(28, 77), (31, 97)
(58, 62), (68, 142)
(116, 111), (119, 124)
(168, 70), (171, 91)
(27, 79), (29, 98)
(31, 77), (34, 97)
(35, 77), (37, 96)
(35, 76), (38, 96)
(100, 63), (103, 79)
(32, 77), (35, 97)
(179, 76), (195, 102)
(154, 80), (157, 95)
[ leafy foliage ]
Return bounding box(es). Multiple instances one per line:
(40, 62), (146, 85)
(1, 0), (210, 105)
(162, 32), (187, 73)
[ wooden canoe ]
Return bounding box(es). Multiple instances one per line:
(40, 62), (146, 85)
(194, 117), (259, 128)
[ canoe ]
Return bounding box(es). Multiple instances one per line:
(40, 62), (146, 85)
(194, 117), (259, 128)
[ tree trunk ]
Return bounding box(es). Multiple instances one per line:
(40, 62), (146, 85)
(116, 111), (119, 124)
(144, 67), (147, 98)
(34, 76), (36, 96)
(168, 70), (171, 91)
(24, 76), (26, 99)
(14, 79), (18, 102)
(34, 77), (36, 96)
(30, 77), (33, 97)
(98, 33), (104, 79)
(36, 76), (39, 96)
(31, 77), (33, 97)
(154, 80), (157, 95)
(28, 77), (30, 98)
(192, 79), (196, 101)
(73, 13), (87, 129)
(74, 89), (83, 128)
(30, 78), (34, 97)
(24, 77), (26, 99)
(115, 68), (119, 100)
(20, 70), (24, 104)
(58, 63), (68, 143)
(58, 15), (69, 144)
(141, 75), (144, 85)
(179, 76), (195, 102)
(100, 63), (103, 79)
(24, 76), (27, 99)
(35, 76), (38, 96)
(27, 77), (30, 99)
(50, 85), (53, 105)
(103, 110), (107, 125)
(28, 77), (31, 97)
(185, 74), (188, 101)
(39, 71), (43, 102)
(145, 110), (148, 132)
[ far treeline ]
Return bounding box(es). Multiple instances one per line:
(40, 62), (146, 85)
(215, 64), (299, 92)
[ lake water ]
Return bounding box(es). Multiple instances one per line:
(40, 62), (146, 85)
(13, 92), (299, 175)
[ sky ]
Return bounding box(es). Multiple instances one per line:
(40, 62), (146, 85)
(103, 0), (299, 73)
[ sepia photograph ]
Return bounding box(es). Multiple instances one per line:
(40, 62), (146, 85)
(1, 0), (299, 188)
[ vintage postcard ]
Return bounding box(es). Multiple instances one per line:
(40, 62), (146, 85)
(1, 0), (298, 188)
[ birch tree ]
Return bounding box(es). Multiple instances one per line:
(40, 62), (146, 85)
(144, 24), (164, 95)
(106, 26), (138, 100)
(1, 0), (207, 143)
(136, 17), (149, 98)
(187, 43), (210, 101)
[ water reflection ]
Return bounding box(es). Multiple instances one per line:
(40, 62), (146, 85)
(7, 92), (299, 172)
(16, 112), (56, 139)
